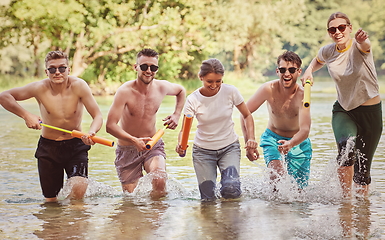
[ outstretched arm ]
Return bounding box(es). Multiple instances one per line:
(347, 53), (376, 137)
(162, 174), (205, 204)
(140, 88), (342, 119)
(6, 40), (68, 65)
(240, 83), (268, 145)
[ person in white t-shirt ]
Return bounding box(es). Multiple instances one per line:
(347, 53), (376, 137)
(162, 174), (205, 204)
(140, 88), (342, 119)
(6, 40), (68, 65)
(175, 58), (258, 200)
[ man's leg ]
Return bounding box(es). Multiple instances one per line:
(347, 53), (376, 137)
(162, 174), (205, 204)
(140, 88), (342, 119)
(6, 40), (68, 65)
(66, 160), (89, 200)
(144, 155), (167, 199)
(122, 179), (140, 193)
(66, 176), (88, 200)
(267, 159), (285, 189)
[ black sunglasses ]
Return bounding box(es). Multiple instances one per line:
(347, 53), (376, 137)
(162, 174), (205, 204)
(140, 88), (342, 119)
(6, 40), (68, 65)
(327, 24), (349, 34)
(139, 64), (159, 72)
(278, 67), (298, 74)
(46, 66), (67, 74)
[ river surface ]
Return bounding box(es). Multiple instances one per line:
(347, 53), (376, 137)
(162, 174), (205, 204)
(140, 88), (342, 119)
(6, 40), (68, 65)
(0, 85), (384, 239)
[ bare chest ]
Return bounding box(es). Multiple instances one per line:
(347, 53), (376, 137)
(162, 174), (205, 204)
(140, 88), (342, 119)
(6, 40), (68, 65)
(268, 96), (300, 118)
(38, 92), (82, 119)
(124, 92), (164, 118)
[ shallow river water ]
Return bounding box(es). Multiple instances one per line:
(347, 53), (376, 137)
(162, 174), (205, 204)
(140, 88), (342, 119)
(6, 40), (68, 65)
(0, 86), (384, 240)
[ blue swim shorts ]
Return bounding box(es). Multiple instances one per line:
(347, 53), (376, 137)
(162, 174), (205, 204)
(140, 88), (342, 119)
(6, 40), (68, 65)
(260, 128), (312, 188)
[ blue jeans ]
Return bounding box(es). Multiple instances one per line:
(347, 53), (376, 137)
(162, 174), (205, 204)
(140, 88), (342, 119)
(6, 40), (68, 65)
(192, 141), (241, 200)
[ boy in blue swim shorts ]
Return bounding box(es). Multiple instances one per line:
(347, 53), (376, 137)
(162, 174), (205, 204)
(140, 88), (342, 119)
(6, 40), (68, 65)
(241, 51), (312, 190)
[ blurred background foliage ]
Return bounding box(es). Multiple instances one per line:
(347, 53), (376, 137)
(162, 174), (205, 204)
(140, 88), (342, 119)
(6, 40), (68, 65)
(0, 0), (384, 94)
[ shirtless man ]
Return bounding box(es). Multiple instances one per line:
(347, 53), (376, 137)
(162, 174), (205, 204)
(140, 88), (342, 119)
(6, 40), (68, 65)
(0, 51), (103, 202)
(106, 48), (186, 199)
(241, 51), (312, 189)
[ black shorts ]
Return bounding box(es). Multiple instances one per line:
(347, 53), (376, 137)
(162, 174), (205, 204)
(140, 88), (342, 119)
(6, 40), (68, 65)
(332, 101), (383, 185)
(35, 136), (91, 198)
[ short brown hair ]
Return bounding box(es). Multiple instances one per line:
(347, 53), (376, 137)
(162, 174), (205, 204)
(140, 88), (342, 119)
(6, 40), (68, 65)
(277, 51), (302, 68)
(327, 12), (351, 27)
(198, 58), (225, 78)
(45, 51), (69, 67)
(137, 48), (159, 60)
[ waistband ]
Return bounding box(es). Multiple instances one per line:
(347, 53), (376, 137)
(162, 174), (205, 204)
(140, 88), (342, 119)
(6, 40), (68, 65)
(263, 128), (291, 141)
(39, 135), (81, 145)
(117, 138), (164, 151)
(333, 101), (382, 113)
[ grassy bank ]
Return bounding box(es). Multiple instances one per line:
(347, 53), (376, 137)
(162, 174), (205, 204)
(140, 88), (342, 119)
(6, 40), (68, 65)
(0, 75), (38, 92)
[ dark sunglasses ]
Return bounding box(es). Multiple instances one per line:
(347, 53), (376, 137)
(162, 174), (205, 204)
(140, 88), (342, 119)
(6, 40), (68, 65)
(139, 64), (159, 72)
(46, 66), (67, 74)
(278, 67), (298, 74)
(327, 24), (349, 34)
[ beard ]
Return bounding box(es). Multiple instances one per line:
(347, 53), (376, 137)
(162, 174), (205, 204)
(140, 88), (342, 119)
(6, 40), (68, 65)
(138, 74), (154, 84)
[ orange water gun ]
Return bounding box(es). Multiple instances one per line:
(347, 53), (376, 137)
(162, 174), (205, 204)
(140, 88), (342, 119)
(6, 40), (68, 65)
(40, 123), (114, 147)
(146, 125), (168, 150)
(178, 114), (193, 157)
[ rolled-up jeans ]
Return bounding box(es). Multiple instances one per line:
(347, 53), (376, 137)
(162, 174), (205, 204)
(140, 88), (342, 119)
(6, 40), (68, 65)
(192, 140), (241, 200)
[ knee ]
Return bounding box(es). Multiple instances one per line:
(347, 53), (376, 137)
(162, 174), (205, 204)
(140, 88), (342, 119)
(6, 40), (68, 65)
(199, 180), (216, 200)
(67, 176), (88, 199)
(220, 166), (241, 199)
(336, 137), (356, 166)
(151, 169), (167, 180)
(69, 176), (88, 186)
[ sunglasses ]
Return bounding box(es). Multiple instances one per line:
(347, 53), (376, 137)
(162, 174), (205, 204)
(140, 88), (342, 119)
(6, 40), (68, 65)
(139, 64), (159, 72)
(278, 67), (298, 74)
(327, 24), (349, 34)
(46, 66), (67, 74)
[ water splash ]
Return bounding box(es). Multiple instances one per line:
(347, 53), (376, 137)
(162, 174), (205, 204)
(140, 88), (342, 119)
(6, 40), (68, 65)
(338, 136), (356, 166)
(240, 156), (344, 205)
(57, 178), (121, 200)
(132, 173), (195, 201)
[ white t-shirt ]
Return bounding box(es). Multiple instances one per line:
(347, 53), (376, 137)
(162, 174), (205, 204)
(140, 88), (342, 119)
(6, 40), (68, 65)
(184, 84), (244, 150)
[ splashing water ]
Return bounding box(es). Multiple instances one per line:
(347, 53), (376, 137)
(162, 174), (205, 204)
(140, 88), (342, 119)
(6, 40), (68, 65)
(57, 178), (121, 200)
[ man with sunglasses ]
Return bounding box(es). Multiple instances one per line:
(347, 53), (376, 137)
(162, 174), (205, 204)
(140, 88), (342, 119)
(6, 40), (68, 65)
(301, 12), (382, 198)
(106, 48), (186, 199)
(241, 51), (312, 191)
(0, 51), (103, 202)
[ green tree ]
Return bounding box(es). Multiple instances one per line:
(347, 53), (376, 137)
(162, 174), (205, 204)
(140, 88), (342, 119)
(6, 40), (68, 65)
(205, 0), (307, 79)
(0, 0), (213, 87)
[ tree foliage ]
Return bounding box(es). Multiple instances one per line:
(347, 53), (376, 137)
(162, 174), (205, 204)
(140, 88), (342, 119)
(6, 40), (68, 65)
(0, 0), (384, 88)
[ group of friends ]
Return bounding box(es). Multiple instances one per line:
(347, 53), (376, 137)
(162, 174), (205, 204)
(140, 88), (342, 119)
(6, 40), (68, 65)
(0, 12), (382, 202)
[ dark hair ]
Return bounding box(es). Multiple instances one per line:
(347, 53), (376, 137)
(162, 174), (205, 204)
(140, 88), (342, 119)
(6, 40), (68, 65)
(276, 51), (302, 68)
(137, 48), (159, 60)
(45, 51), (68, 66)
(198, 58), (225, 78)
(327, 12), (351, 27)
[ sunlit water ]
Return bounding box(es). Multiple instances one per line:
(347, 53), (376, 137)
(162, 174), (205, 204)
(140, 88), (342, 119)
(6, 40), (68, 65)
(0, 87), (384, 239)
